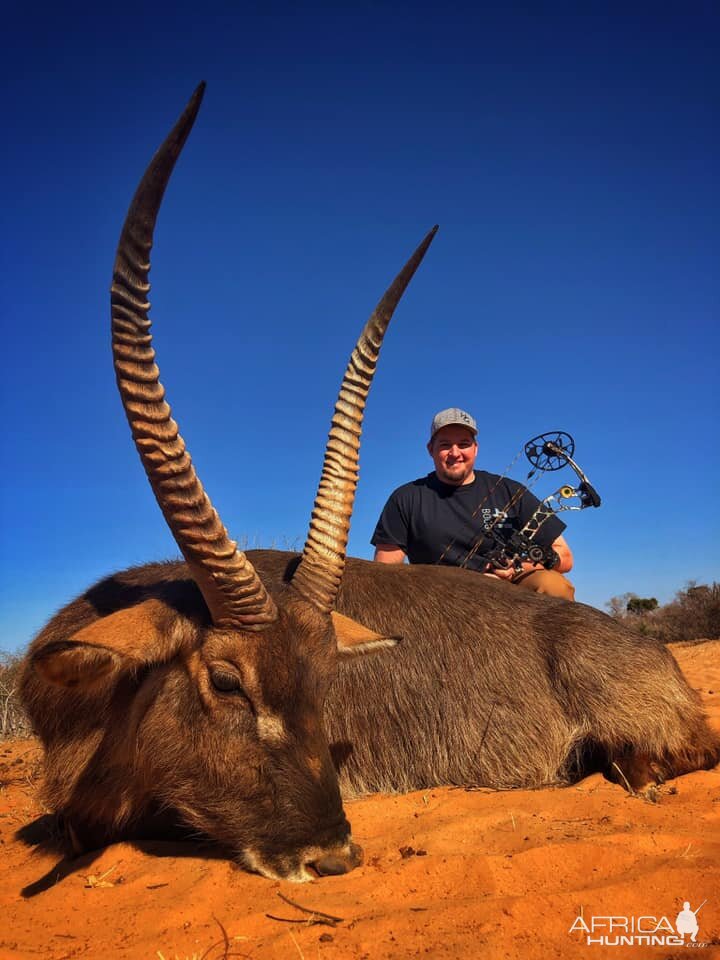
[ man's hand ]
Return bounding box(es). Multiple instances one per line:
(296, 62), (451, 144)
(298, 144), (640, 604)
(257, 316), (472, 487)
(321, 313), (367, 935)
(485, 564), (515, 580)
(484, 535), (573, 579)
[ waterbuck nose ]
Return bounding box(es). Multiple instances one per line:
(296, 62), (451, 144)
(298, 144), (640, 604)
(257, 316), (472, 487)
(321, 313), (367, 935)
(312, 841), (363, 876)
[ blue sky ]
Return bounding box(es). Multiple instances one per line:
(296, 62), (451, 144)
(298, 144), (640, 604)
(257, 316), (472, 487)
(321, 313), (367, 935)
(1, 2), (718, 651)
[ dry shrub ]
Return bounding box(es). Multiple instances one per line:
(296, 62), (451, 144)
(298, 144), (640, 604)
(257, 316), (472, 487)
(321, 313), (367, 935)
(0, 653), (32, 738)
(606, 582), (720, 644)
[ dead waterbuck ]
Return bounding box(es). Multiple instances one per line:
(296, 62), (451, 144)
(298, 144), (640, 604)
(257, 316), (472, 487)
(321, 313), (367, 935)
(20, 83), (437, 881)
(21, 86), (719, 883)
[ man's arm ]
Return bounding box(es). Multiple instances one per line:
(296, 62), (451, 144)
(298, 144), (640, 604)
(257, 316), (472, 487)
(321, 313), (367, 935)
(371, 486), (410, 564)
(373, 544), (407, 564)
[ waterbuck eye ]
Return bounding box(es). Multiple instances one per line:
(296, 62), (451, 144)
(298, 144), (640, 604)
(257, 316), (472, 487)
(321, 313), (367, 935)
(209, 668), (243, 694)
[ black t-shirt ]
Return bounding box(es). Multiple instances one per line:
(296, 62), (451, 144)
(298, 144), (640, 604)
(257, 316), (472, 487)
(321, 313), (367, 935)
(371, 471), (566, 571)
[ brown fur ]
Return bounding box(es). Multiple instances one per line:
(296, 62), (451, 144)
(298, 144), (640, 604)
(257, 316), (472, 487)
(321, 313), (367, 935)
(20, 551), (720, 878)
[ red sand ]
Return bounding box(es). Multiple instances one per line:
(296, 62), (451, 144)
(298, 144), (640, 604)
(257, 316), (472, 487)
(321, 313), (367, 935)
(2, 641), (719, 960)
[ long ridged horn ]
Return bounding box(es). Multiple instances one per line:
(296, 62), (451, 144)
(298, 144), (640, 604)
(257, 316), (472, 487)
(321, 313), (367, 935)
(110, 84), (277, 630)
(291, 226), (438, 612)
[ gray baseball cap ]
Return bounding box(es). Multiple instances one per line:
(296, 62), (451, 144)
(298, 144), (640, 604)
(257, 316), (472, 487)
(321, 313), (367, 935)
(429, 408), (478, 440)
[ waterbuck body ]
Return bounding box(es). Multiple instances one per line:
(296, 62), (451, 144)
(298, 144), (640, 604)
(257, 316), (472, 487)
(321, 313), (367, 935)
(22, 551), (719, 871)
(327, 557), (719, 796)
(19, 85), (720, 881)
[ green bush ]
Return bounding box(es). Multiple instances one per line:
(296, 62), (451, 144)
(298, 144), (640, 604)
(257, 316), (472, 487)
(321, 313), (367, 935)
(627, 596), (658, 615)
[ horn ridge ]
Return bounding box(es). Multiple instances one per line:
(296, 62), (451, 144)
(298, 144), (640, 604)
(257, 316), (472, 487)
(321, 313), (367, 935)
(292, 225), (438, 613)
(111, 84), (277, 630)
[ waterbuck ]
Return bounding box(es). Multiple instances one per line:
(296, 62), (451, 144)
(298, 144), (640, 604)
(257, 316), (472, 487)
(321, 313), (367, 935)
(20, 86), (719, 883)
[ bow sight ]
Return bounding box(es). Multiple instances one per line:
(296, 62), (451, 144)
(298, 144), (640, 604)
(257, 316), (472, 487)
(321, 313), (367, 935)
(481, 431), (601, 573)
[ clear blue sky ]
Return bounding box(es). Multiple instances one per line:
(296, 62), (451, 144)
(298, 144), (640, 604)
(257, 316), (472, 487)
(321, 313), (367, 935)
(1, 2), (718, 652)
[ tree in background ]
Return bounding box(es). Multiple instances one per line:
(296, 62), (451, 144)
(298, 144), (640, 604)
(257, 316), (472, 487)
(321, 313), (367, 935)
(627, 596), (658, 615)
(606, 593), (637, 618)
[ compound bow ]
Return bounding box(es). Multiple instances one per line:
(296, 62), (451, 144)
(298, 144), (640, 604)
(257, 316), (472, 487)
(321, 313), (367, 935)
(479, 431), (601, 572)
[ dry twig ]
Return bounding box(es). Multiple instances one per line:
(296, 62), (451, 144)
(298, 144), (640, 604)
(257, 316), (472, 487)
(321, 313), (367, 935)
(611, 762), (636, 796)
(266, 892), (344, 928)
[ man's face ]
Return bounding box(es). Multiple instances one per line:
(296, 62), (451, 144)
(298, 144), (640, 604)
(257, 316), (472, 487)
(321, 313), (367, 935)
(427, 425), (478, 486)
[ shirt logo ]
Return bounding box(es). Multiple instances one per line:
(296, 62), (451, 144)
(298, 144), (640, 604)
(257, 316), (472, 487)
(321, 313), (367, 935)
(481, 507), (509, 531)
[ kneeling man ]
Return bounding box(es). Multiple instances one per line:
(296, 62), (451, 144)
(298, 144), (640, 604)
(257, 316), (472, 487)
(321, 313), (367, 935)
(371, 408), (575, 601)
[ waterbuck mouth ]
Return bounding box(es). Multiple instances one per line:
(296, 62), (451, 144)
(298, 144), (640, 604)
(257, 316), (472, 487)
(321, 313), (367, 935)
(241, 837), (364, 882)
(309, 842), (364, 877)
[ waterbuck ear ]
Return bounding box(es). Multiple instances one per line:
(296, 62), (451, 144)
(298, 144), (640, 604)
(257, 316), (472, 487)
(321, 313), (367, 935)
(331, 612), (401, 658)
(32, 599), (192, 690)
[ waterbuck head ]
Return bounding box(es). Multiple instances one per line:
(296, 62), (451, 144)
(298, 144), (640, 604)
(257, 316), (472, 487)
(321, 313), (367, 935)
(28, 84), (435, 880)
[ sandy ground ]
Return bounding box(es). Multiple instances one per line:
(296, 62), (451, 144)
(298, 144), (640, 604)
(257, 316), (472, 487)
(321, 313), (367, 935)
(1, 641), (719, 960)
